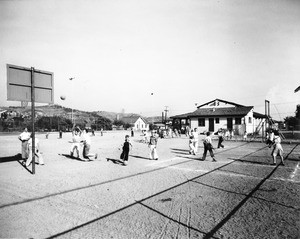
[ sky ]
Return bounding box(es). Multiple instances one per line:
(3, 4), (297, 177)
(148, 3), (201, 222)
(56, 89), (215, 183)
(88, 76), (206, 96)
(0, 0), (299, 120)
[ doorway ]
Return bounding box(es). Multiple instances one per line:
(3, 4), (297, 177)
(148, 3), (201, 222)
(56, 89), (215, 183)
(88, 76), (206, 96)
(209, 118), (214, 132)
(227, 118), (233, 130)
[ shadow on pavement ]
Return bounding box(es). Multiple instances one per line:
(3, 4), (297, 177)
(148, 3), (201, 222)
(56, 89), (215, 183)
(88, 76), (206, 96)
(130, 155), (151, 160)
(227, 157), (273, 166)
(59, 153), (86, 162)
(170, 148), (190, 152)
(191, 180), (297, 210)
(0, 153), (33, 174)
(2, 154), (34, 174)
(106, 158), (125, 166)
(171, 151), (190, 155)
(0, 153), (22, 163)
(177, 155), (204, 161)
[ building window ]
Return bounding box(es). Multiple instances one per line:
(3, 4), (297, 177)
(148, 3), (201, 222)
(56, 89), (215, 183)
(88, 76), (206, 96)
(215, 118), (219, 124)
(248, 117), (252, 124)
(235, 118), (241, 125)
(198, 118), (205, 126)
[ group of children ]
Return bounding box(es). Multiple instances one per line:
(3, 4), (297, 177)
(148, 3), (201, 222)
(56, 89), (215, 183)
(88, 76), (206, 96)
(188, 127), (284, 165)
(119, 130), (158, 166)
(69, 125), (98, 161)
(18, 127), (44, 167)
(19, 125), (285, 169)
(188, 129), (216, 161)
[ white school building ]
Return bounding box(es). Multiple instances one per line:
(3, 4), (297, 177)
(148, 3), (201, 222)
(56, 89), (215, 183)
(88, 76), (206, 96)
(171, 99), (266, 136)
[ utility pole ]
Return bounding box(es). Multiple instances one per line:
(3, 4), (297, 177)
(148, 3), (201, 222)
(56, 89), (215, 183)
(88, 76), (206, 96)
(69, 77), (75, 125)
(164, 106), (169, 129)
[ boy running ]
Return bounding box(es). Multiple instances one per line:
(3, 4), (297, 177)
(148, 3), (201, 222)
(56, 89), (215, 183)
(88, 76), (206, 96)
(202, 132), (217, 162)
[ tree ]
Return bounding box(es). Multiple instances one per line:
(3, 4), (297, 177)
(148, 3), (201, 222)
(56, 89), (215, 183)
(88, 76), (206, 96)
(113, 120), (125, 126)
(36, 116), (72, 131)
(93, 116), (112, 130)
(284, 105), (300, 130)
(296, 104), (300, 118)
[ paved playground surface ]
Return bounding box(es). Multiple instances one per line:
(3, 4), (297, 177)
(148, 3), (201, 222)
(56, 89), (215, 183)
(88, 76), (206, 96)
(0, 131), (299, 238)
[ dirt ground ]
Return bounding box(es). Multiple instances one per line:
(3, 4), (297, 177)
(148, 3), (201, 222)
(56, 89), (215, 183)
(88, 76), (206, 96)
(0, 130), (299, 239)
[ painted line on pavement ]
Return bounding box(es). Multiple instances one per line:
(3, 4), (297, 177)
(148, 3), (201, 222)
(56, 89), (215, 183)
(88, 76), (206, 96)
(169, 163), (300, 183)
(145, 157), (183, 166)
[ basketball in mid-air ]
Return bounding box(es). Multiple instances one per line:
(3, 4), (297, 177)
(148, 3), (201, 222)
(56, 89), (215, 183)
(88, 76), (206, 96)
(60, 95), (66, 100)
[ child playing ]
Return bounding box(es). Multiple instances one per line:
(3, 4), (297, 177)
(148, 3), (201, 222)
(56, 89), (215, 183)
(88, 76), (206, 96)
(230, 129), (235, 141)
(225, 129), (230, 140)
(243, 131), (247, 141)
(120, 135), (133, 166)
(26, 133), (44, 167)
(266, 129), (274, 148)
(217, 129), (225, 148)
(189, 135), (196, 155)
(70, 125), (82, 158)
(81, 128), (98, 161)
(149, 130), (158, 160)
(202, 132), (217, 162)
(18, 127), (31, 160)
(271, 131), (284, 166)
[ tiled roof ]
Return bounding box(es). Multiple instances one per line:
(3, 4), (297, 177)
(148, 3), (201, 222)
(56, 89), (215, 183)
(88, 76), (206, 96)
(171, 107), (253, 118)
(253, 112), (267, 118)
(190, 106), (253, 117)
(170, 112), (193, 119)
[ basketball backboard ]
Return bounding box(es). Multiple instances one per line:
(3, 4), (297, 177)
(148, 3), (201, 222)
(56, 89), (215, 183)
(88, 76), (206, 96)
(7, 64), (54, 103)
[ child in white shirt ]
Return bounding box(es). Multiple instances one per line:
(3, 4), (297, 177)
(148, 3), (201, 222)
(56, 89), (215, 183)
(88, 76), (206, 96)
(202, 132), (217, 162)
(271, 131), (284, 166)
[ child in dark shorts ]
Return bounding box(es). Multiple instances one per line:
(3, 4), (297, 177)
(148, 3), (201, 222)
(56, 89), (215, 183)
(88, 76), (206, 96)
(120, 135), (132, 166)
(202, 132), (217, 162)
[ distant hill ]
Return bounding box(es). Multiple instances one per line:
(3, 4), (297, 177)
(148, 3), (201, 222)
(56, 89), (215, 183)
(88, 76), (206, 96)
(0, 104), (148, 123)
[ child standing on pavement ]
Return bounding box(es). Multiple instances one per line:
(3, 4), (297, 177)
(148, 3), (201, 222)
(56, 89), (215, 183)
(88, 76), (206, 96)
(70, 125), (82, 158)
(266, 129), (274, 148)
(189, 135), (196, 155)
(217, 129), (225, 148)
(192, 128), (199, 154)
(202, 132), (217, 162)
(120, 135), (132, 166)
(18, 127), (31, 160)
(26, 133), (44, 167)
(149, 130), (158, 160)
(243, 131), (248, 141)
(143, 130), (149, 143)
(271, 131), (284, 166)
(81, 128), (98, 161)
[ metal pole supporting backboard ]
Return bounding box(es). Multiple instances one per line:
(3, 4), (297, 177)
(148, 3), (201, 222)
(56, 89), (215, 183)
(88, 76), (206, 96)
(265, 100), (270, 139)
(31, 67), (35, 174)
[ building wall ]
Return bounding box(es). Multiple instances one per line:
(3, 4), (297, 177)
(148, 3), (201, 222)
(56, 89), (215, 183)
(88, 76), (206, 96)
(253, 118), (266, 135)
(173, 101), (267, 136)
(190, 114), (259, 135)
(134, 118), (149, 131)
(244, 110), (254, 135)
